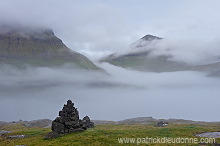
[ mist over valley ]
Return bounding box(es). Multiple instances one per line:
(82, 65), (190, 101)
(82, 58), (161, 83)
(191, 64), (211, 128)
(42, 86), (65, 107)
(0, 0), (220, 124)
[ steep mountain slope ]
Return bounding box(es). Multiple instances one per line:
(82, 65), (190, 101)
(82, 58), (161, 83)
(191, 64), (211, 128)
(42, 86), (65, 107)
(0, 25), (99, 69)
(101, 34), (220, 73)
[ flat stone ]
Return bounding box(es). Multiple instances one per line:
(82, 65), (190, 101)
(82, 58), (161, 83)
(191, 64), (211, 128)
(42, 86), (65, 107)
(0, 130), (11, 136)
(196, 132), (220, 138)
(9, 135), (25, 138)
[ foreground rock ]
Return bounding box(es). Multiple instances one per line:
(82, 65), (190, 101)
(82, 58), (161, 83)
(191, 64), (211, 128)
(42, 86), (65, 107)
(0, 130), (11, 136)
(8, 135), (25, 139)
(45, 100), (94, 139)
(196, 132), (220, 138)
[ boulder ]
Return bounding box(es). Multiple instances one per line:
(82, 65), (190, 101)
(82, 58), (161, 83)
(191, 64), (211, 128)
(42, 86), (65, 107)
(156, 121), (168, 127)
(82, 116), (94, 129)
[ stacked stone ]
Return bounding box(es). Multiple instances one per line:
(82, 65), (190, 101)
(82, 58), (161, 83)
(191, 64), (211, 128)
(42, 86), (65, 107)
(51, 100), (94, 134)
(82, 116), (94, 129)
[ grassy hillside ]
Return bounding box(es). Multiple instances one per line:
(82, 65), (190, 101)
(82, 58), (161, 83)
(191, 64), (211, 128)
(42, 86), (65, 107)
(0, 26), (100, 70)
(103, 52), (190, 72)
(1, 123), (219, 145)
(103, 52), (220, 74)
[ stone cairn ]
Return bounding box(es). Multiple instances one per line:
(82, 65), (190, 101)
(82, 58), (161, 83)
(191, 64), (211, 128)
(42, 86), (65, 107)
(45, 100), (94, 139)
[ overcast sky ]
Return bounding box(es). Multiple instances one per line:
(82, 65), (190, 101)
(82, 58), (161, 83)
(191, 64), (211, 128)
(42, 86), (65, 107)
(1, 1), (220, 122)
(0, 0), (220, 59)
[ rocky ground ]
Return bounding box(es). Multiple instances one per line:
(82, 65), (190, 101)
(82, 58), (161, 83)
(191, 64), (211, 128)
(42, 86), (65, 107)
(0, 119), (52, 128)
(93, 117), (220, 125)
(196, 132), (220, 138)
(1, 117), (220, 145)
(1, 117), (219, 128)
(0, 130), (11, 136)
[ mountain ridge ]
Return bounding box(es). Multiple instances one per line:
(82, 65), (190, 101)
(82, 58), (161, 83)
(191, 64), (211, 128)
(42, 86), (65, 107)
(101, 34), (220, 74)
(0, 25), (100, 70)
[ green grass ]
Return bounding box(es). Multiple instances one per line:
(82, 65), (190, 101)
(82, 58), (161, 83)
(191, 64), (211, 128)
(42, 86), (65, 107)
(0, 123), (219, 146)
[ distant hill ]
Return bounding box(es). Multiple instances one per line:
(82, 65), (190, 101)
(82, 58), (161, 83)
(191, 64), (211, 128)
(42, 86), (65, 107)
(0, 24), (100, 70)
(101, 34), (220, 74)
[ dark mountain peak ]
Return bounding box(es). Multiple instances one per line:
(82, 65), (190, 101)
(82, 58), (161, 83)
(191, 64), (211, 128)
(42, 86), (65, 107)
(0, 24), (100, 69)
(0, 24), (55, 40)
(141, 34), (162, 41)
(101, 33), (220, 73)
(101, 34), (163, 62)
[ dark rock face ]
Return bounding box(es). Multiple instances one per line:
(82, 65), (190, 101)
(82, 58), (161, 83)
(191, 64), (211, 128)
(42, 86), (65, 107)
(141, 34), (162, 41)
(51, 100), (94, 135)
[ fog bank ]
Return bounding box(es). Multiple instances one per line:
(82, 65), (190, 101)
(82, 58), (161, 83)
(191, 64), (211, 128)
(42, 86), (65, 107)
(117, 38), (220, 66)
(0, 64), (220, 122)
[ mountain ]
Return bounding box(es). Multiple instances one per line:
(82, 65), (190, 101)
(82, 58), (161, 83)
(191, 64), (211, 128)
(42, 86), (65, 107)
(0, 25), (99, 70)
(140, 34), (162, 41)
(101, 34), (189, 72)
(101, 34), (220, 74)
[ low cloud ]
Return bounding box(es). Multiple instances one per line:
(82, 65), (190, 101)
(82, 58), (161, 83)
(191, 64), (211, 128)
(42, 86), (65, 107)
(119, 38), (220, 66)
(0, 0), (220, 123)
(0, 63), (220, 122)
(151, 39), (220, 65)
(2, 0), (220, 61)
